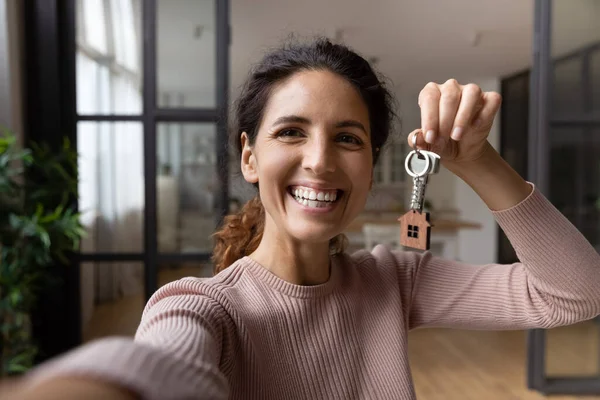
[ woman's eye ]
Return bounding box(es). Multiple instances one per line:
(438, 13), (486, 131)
(277, 129), (303, 138)
(337, 134), (362, 145)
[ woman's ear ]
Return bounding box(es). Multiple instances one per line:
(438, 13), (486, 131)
(240, 132), (259, 184)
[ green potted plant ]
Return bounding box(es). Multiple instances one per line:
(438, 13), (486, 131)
(0, 128), (85, 377)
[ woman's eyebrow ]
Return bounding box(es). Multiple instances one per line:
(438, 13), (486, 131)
(335, 120), (367, 133)
(272, 115), (311, 126)
(272, 115), (367, 133)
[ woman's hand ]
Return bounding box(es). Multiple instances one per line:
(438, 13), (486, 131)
(407, 79), (502, 166)
(408, 79), (532, 211)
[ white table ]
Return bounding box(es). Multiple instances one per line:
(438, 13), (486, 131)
(362, 223), (459, 259)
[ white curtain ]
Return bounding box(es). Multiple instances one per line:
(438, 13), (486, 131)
(77, 0), (144, 321)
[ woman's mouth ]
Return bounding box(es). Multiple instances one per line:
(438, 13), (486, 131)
(288, 185), (343, 209)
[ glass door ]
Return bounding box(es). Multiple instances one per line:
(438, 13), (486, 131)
(528, 0), (600, 394)
(75, 0), (230, 342)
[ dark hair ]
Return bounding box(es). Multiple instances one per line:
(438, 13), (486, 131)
(212, 37), (396, 273)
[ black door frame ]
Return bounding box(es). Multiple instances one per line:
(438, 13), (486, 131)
(22, 0), (81, 361)
(22, 0), (230, 359)
(527, 0), (600, 394)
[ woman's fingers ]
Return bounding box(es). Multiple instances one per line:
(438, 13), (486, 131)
(451, 84), (483, 141)
(471, 91), (502, 131)
(407, 129), (428, 150)
(418, 82), (440, 144)
(414, 80), (502, 163)
(438, 79), (461, 141)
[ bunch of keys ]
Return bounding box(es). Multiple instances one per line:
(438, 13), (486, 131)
(398, 135), (440, 251)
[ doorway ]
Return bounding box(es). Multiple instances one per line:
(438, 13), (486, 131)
(75, 0), (230, 342)
(526, 0), (600, 394)
(22, 0), (230, 354)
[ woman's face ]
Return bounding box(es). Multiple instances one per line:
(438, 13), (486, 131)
(241, 69), (373, 245)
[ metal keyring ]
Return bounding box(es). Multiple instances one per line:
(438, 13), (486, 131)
(412, 131), (422, 155)
(405, 149), (430, 178)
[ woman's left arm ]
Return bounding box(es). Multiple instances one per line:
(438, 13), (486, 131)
(442, 141), (532, 212)
(401, 80), (600, 329)
(399, 173), (600, 330)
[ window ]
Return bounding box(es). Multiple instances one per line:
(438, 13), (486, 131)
(373, 139), (408, 187)
(76, 0), (144, 323)
(76, 0), (142, 115)
(77, 0), (143, 245)
(407, 224), (419, 238)
(81, 0), (108, 53)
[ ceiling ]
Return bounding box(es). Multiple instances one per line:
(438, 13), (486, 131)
(230, 0), (534, 96)
(156, 0), (600, 100)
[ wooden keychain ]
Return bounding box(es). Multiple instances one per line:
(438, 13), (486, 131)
(398, 132), (440, 251)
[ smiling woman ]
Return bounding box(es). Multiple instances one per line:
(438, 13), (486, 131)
(6, 38), (600, 400)
(236, 69), (375, 281)
(212, 41), (395, 279)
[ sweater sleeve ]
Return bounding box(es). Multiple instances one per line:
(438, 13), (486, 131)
(389, 183), (600, 330)
(24, 278), (230, 400)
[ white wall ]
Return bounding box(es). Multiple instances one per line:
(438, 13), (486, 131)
(396, 78), (501, 264)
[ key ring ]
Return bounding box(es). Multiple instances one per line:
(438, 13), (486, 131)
(405, 150), (430, 178)
(413, 132), (421, 154)
(405, 130), (431, 177)
(412, 131), (421, 156)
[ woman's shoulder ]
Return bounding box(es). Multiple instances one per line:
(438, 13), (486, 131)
(340, 245), (423, 288)
(333, 246), (421, 307)
(144, 259), (250, 318)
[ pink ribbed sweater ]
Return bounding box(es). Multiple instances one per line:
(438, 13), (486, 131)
(27, 185), (600, 399)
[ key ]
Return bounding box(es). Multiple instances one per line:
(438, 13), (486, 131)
(404, 149), (440, 178)
(404, 149), (440, 211)
(399, 148), (440, 251)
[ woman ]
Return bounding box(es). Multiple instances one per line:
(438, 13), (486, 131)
(5, 38), (600, 400)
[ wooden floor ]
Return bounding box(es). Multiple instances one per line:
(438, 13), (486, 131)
(82, 265), (207, 342)
(409, 326), (599, 399)
(83, 266), (600, 399)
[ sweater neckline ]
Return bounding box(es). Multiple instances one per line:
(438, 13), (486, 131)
(240, 255), (341, 298)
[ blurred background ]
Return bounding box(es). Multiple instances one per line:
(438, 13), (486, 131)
(0, 0), (599, 398)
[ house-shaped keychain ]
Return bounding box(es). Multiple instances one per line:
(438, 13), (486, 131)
(398, 210), (431, 251)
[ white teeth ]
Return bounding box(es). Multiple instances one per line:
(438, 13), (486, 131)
(290, 186), (340, 206)
(292, 194), (331, 209)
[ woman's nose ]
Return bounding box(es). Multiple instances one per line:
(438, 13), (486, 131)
(301, 137), (336, 175)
